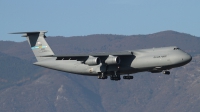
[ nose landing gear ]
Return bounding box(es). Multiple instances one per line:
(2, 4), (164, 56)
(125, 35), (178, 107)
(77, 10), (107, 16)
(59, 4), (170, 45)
(163, 71), (170, 75)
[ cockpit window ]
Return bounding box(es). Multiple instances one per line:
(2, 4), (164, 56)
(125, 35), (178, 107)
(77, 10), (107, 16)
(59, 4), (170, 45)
(174, 48), (180, 50)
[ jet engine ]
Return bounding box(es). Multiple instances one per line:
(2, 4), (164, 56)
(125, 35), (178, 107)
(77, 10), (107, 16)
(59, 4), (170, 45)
(85, 57), (101, 65)
(105, 55), (120, 65)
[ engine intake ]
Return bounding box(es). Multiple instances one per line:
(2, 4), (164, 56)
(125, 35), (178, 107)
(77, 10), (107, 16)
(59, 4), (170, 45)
(85, 57), (101, 65)
(105, 56), (120, 65)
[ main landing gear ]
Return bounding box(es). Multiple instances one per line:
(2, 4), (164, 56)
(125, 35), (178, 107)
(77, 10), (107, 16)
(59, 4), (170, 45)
(98, 66), (134, 81)
(110, 71), (121, 81)
(123, 74), (134, 80)
(98, 72), (134, 81)
(98, 72), (108, 79)
(98, 71), (121, 81)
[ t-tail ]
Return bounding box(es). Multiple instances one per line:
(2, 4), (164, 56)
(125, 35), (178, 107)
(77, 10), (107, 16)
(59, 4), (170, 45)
(10, 31), (54, 61)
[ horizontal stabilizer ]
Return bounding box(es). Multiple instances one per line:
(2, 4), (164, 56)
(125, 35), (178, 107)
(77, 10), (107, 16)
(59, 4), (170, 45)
(10, 31), (47, 34)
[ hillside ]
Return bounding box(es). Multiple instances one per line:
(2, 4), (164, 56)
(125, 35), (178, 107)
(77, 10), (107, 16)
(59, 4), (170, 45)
(0, 31), (200, 112)
(0, 52), (41, 89)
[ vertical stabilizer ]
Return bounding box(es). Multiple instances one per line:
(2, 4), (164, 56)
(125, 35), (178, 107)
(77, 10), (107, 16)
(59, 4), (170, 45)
(10, 31), (54, 61)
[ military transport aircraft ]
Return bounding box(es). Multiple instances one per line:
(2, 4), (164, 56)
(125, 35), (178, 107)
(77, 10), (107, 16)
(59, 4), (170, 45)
(11, 31), (192, 81)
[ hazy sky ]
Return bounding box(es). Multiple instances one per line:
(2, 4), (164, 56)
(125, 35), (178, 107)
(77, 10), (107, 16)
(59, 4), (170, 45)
(1, 0), (200, 41)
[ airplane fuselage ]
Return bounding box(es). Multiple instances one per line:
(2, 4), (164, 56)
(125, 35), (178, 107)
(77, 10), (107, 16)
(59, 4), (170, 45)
(34, 46), (192, 76)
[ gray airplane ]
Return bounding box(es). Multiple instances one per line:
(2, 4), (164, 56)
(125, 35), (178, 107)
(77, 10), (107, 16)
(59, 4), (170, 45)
(11, 31), (192, 81)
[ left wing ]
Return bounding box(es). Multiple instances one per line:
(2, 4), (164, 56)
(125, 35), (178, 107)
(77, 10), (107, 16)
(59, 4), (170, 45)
(42, 51), (134, 58)
(41, 51), (135, 65)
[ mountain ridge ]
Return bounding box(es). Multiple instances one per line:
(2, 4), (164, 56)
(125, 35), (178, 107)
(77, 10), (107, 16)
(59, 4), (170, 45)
(0, 31), (200, 112)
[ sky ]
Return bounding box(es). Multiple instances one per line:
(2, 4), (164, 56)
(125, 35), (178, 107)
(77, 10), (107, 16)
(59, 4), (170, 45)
(1, 0), (200, 42)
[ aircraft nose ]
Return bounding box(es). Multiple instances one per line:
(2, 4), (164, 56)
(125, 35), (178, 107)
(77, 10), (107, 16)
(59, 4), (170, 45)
(183, 53), (192, 63)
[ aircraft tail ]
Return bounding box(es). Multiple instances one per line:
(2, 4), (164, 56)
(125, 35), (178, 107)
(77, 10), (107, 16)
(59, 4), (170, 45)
(10, 31), (55, 61)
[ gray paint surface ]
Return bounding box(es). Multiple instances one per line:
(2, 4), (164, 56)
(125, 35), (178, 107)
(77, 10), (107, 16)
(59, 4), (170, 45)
(11, 31), (192, 79)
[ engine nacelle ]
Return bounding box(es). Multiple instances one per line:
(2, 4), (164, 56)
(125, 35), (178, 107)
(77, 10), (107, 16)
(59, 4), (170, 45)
(105, 56), (120, 65)
(85, 57), (101, 65)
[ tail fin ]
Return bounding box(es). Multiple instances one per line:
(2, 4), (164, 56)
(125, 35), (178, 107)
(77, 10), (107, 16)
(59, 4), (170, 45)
(10, 31), (55, 61)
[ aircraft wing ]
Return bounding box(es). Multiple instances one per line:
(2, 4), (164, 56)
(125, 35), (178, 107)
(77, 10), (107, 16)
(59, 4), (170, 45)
(42, 51), (134, 58)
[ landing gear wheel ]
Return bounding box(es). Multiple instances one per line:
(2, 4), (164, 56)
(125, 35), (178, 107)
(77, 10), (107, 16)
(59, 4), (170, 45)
(98, 75), (101, 79)
(163, 71), (170, 75)
(98, 72), (108, 79)
(123, 76), (134, 79)
(110, 77), (120, 80)
(110, 75), (121, 81)
(102, 76), (108, 79)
